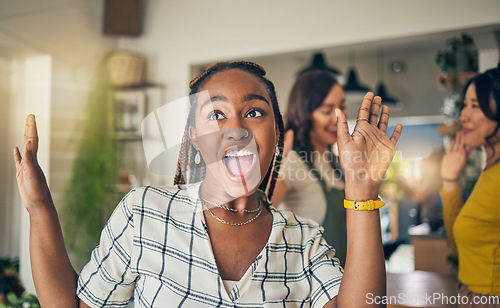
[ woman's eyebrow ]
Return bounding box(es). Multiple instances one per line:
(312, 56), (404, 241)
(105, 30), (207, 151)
(200, 95), (227, 110)
(200, 94), (270, 111)
(244, 94), (269, 105)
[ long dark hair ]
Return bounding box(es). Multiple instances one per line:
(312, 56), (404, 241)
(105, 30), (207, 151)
(462, 63), (500, 151)
(285, 70), (342, 176)
(173, 61), (285, 201)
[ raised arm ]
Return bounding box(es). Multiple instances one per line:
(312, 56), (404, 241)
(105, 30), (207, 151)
(439, 131), (469, 253)
(13, 115), (81, 307)
(325, 93), (402, 308)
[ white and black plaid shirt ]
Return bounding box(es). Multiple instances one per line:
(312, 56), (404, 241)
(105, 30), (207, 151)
(77, 183), (343, 307)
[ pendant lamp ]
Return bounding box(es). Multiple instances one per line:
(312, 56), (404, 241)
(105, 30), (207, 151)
(375, 47), (399, 105)
(297, 52), (342, 78)
(375, 82), (398, 104)
(343, 50), (371, 92)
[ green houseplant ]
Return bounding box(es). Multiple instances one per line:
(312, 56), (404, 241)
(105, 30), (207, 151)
(0, 293), (40, 308)
(61, 54), (122, 271)
(0, 259), (39, 308)
(435, 33), (478, 73)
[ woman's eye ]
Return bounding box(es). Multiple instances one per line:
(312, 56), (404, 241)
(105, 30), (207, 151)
(321, 108), (333, 115)
(208, 111), (225, 121)
(246, 109), (263, 118)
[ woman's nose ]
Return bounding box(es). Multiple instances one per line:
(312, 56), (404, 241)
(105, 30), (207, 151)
(224, 127), (251, 141)
(459, 107), (470, 123)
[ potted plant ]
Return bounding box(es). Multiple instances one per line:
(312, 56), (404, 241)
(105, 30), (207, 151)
(0, 258), (39, 308)
(60, 53), (122, 271)
(435, 33), (478, 74)
(435, 33), (478, 126)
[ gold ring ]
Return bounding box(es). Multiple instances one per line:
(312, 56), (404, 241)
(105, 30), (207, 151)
(356, 118), (369, 122)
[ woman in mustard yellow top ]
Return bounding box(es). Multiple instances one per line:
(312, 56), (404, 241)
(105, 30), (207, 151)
(440, 64), (500, 307)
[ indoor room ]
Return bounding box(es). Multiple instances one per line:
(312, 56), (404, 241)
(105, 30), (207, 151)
(1, 0), (500, 307)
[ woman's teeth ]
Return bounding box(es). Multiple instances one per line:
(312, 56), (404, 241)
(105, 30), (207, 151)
(224, 149), (253, 157)
(223, 149), (255, 177)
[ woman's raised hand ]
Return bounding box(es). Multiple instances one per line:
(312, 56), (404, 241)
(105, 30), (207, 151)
(441, 131), (470, 181)
(13, 114), (53, 213)
(336, 92), (402, 199)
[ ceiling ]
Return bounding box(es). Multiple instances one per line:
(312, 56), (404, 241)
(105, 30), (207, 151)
(1, 1), (498, 69)
(252, 24), (500, 65)
(0, 0), (117, 65)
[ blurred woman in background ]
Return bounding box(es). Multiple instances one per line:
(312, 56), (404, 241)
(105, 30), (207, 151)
(441, 64), (500, 307)
(272, 70), (347, 267)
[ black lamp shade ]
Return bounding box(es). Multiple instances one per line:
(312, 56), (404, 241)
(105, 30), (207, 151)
(343, 68), (371, 92)
(375, 82), (398, 104)
(298, 52), (342, 76)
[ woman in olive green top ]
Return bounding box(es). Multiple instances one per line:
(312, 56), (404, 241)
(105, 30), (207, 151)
(272, 70), (348, 267)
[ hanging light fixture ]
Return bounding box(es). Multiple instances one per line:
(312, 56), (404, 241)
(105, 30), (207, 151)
(297, 52), (342, 80)
(375, 46), (399, 105)
(343, 49), (371, 93)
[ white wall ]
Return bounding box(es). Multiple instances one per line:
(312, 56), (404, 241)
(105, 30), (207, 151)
(0, 57), (19, 259)
(118, 0), (500, 105)
(0, 0), (118, 293)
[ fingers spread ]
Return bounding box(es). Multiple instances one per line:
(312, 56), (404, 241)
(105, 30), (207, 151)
(378, 105), (390, 133)
(369, 96), (382, 125)
(390, 124), (403, 144)
(336, 109), (351, 146)
(356, 92), (375, 121)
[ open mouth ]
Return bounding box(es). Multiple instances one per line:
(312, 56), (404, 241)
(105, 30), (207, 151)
(326, 128), (337, 138)
(222, 148), (256, 179)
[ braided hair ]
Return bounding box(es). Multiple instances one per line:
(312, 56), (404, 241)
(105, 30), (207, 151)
(173, 61), (285, 202)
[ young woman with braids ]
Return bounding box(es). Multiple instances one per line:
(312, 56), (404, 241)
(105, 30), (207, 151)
(13, 61), (401, 307)
(440, 65), (500, 306)
(272, 70), (348, 267)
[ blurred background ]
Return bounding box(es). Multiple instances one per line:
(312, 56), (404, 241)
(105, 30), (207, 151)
(1, 0), (499, 305)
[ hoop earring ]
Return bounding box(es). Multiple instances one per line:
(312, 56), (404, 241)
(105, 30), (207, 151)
(275, 147), (280, 156)
(194, 151), (201, 165)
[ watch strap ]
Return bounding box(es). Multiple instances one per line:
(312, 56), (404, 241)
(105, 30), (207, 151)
(344, 198), (385, 211)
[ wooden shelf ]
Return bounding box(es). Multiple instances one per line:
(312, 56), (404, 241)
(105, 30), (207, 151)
(437, 123), (460, 136)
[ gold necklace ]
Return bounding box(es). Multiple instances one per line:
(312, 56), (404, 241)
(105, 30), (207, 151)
(201, 198), (262, 226)
(199, 195), (261, 213)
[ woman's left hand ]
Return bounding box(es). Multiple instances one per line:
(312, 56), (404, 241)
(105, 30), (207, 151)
(336, 92), (402, 200)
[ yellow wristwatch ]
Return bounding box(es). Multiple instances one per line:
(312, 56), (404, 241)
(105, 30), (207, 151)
(344, 198), (385, 211)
